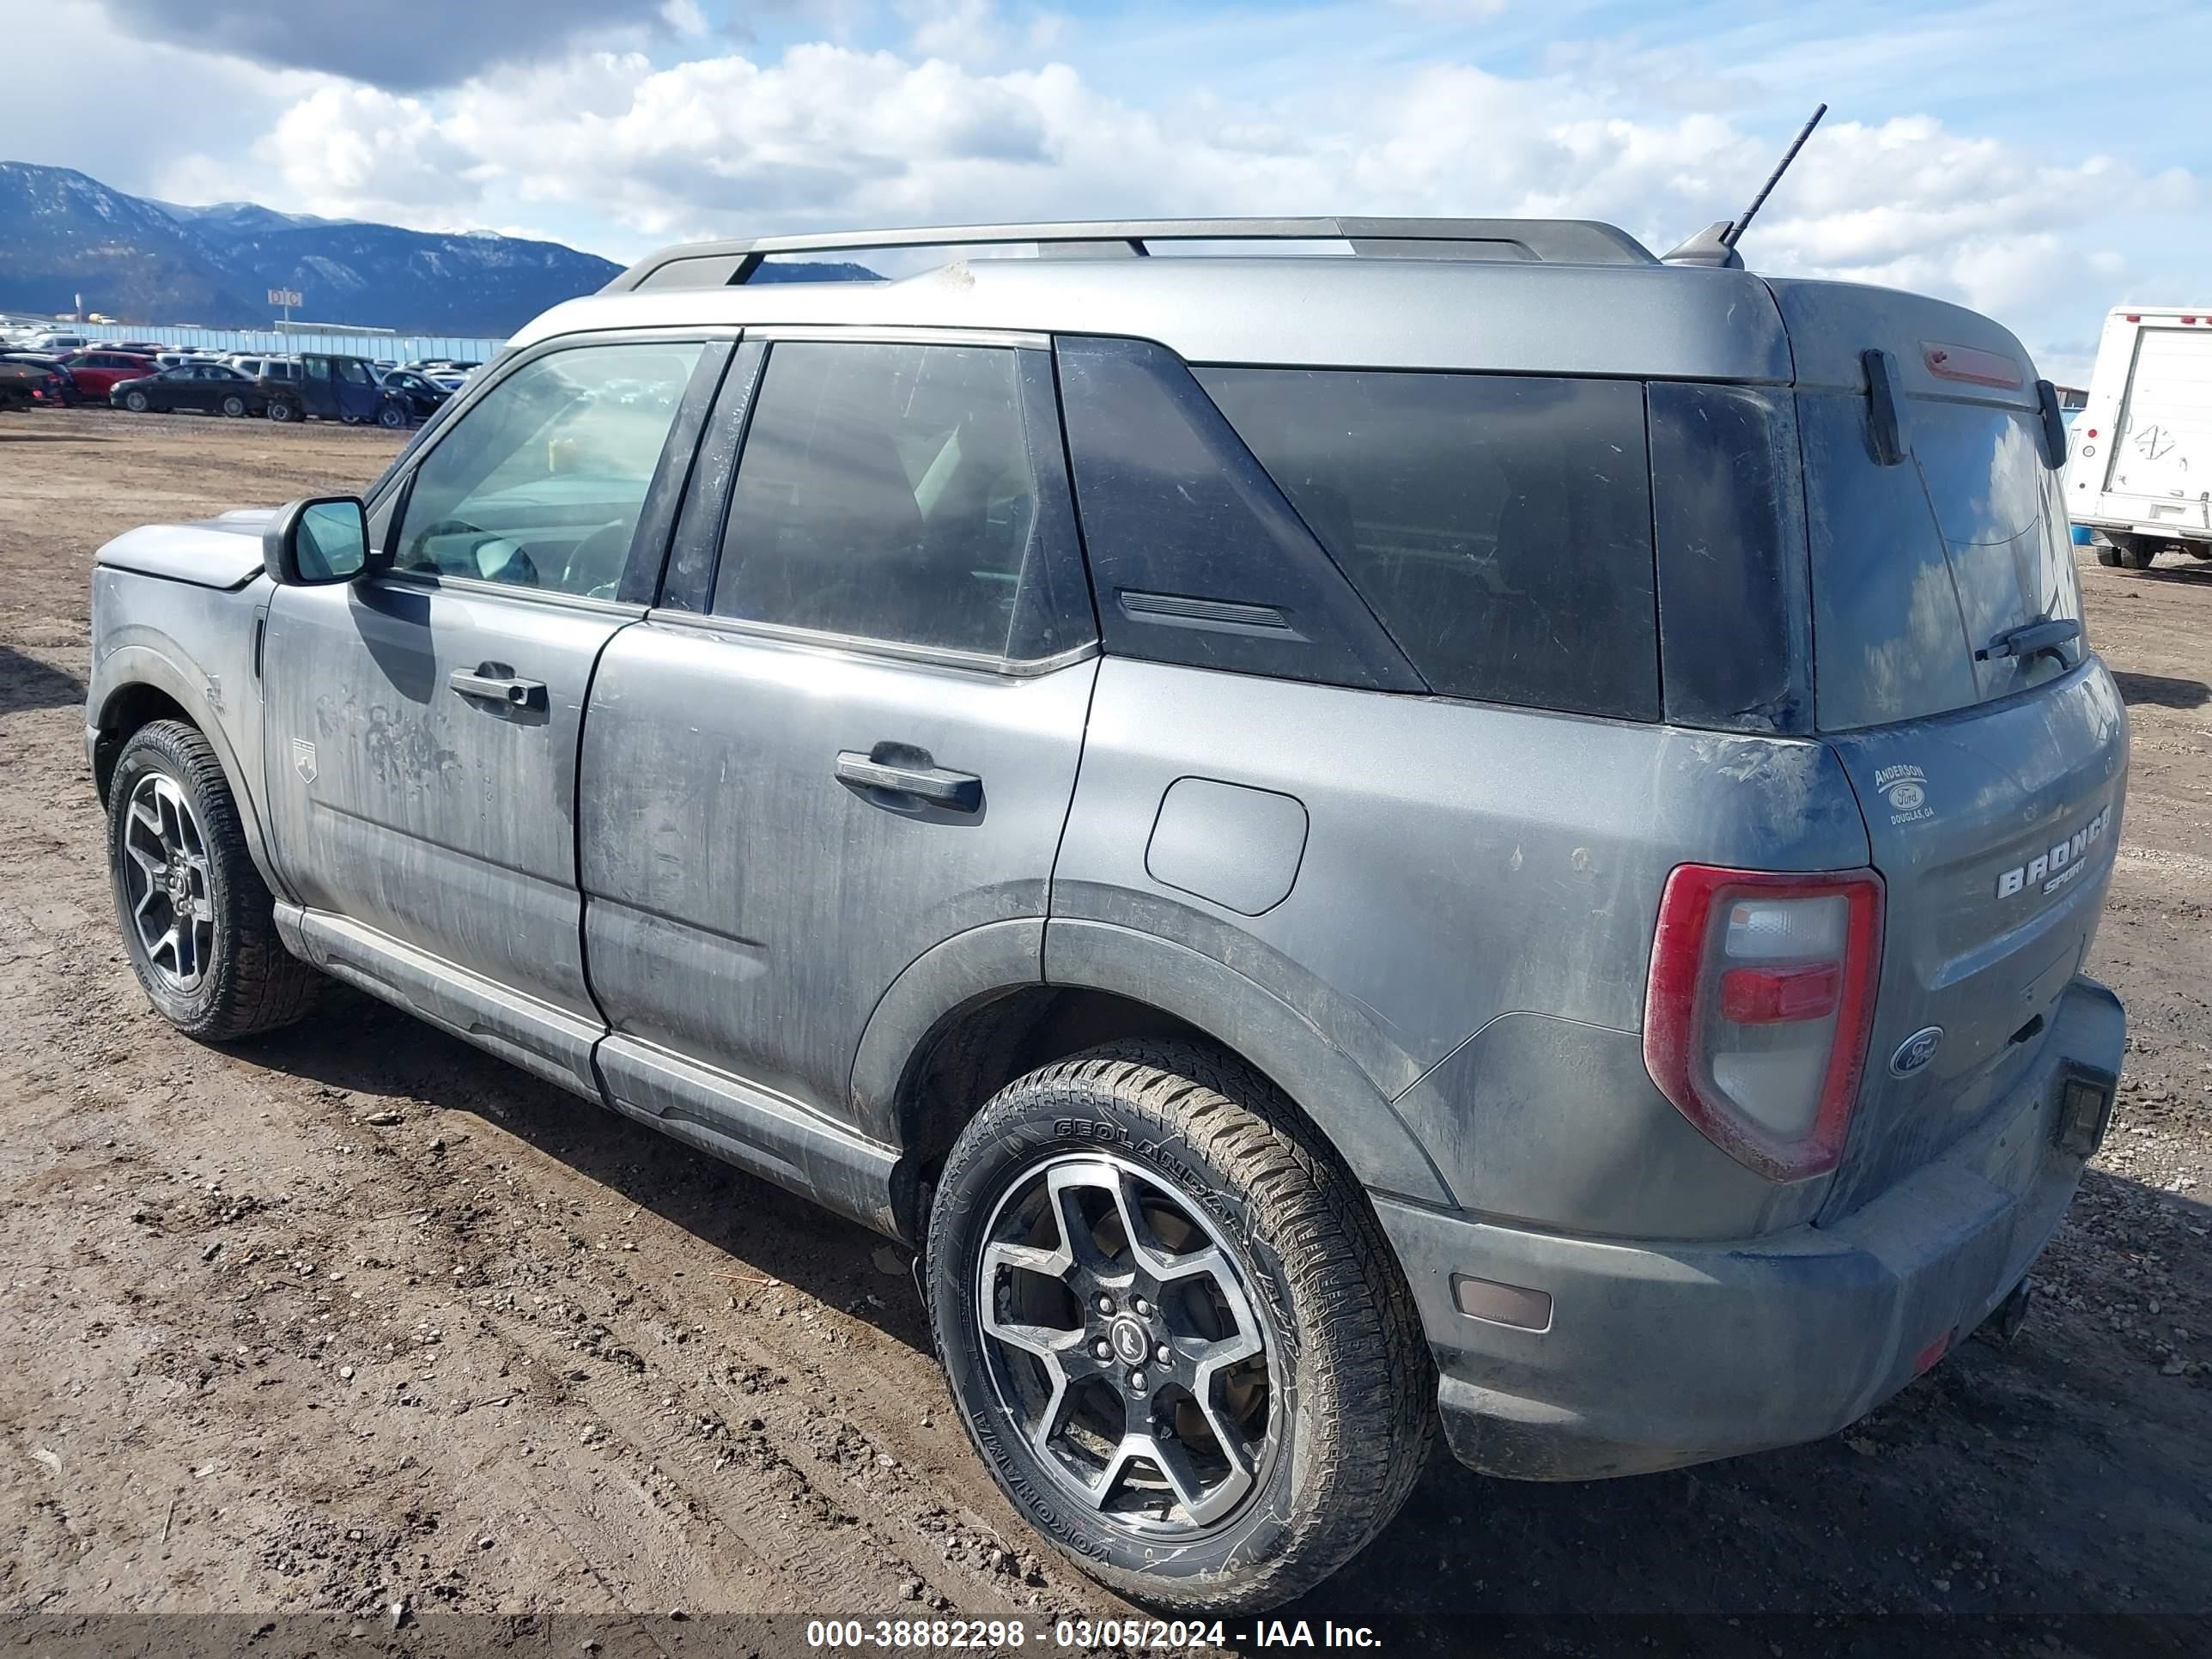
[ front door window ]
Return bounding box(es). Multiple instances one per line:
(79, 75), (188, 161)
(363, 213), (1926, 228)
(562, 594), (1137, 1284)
(392, 342), (706, 599)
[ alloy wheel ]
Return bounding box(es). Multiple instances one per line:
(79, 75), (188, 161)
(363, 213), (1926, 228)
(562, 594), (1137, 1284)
(975, 1153), (1273, 1534)
(120, 772), (215, 991)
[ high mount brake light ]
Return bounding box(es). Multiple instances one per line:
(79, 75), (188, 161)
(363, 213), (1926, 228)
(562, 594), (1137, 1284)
(1644, 866), (1885, 1182)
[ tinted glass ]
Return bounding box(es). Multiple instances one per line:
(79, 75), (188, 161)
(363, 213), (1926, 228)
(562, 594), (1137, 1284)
(1648, 382), (1811, 733)
(1802, 393), (2081, 731)
(337, 359), (372, 386)
(1055, 337), (1419, 692)
(713, 341), (1089, 660)
(1199, 367), (1658, 720)
(394, 340), (705, 599)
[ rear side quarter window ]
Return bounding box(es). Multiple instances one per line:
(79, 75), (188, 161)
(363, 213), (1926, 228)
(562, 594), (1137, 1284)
(1647, 382), (1812, 733)
(1198, 365), (1659, 720)
(1054, 337), (1422, 693)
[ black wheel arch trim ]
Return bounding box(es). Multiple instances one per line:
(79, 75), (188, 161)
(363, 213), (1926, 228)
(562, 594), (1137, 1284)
(88, 646), (294, 905)
(852, 915), (1455, 1210)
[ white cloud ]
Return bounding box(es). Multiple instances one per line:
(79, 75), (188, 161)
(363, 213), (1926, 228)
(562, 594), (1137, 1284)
(662, 0), (711, 34)
(252, 86), (483, 226)
(94, 21), (2206, 384)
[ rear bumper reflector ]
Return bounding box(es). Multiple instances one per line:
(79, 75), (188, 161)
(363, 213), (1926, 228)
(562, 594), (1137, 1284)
(2057, 1070), (2117, 1158)
(1451, 1273), (1554, 1333)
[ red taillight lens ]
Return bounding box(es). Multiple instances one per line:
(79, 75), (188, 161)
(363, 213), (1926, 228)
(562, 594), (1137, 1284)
(1720, 962), (1842, 1024)
(1644, 866), (1884, 1182)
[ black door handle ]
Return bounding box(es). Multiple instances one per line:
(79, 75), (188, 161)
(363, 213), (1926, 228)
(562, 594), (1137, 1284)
(836, 749), (982, 812)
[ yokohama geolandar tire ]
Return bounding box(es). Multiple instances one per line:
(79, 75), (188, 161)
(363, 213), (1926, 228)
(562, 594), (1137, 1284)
(927, 1041), (1433, 1613)
(106, 720), (320, 1041)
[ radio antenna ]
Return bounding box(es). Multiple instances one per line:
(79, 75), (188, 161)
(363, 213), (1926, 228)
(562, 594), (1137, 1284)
(1722, 103), (1827, 249)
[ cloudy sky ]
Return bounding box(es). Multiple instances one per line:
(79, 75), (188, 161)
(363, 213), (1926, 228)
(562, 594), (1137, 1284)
(2, 0), (2203, 380)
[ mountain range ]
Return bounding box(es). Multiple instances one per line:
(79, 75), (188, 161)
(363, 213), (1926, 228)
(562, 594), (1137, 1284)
(0, 161), (625, 336)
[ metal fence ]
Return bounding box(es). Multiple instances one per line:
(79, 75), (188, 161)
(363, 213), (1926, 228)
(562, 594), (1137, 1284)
(4, 315), (507, 363)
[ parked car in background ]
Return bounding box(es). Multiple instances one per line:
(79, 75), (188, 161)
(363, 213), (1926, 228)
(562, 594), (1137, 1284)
(402, 358), (481, 392)
(0, 352), (81, 405)
(263, 352), (386, 424)
(228, 355), (301, 386)
(57, 349), (159, 399)
(375, 366), (451, 424)
(110, 361), (274, 417)
(27, 331), (88, 354)
(0, 357), (63, 410)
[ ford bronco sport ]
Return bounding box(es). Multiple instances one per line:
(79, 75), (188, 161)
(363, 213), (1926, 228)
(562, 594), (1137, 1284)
(87, 216), (2127, 1613)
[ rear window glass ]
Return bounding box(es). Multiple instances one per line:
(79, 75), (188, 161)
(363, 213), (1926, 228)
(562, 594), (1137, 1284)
(1197, 368), (1659, 720)
(1802, 394), (2082, 732)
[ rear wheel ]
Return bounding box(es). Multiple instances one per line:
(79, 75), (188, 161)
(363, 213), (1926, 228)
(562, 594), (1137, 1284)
(221, 393), (246, 417)
(123, 390), (149, 412)
(106, 720), (320, 1041)
(2094, 542), (2121, 567)
(267, 399), (296, 422)
(927, 1041), (1432, 1613)
(2113, 535), (2159, 571)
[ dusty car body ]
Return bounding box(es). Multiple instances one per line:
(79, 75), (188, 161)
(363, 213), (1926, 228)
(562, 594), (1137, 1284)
(86, 216), (2127, 1612)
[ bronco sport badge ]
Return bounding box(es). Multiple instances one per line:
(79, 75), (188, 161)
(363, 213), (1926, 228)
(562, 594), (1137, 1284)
(1996, 805), (2112, 899)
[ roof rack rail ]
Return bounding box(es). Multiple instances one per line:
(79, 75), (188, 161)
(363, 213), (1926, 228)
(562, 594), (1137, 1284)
(605, 216), (1658, 292)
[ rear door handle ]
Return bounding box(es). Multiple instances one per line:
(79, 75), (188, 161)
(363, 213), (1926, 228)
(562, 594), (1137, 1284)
(449, 666), (547, 711)
(836, 749), (982, 812)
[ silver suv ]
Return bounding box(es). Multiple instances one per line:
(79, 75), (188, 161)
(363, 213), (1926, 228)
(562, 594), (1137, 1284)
(85, 217), (2128, 1613)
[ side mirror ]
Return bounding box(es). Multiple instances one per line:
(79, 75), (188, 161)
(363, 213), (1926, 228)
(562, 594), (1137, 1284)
(263, 495), (380, 585)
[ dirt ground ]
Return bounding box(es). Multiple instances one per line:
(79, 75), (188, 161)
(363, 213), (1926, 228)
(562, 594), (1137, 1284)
(1, 406), (2207, 1658)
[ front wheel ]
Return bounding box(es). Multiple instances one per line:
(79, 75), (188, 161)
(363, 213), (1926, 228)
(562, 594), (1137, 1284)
(927, 1041), (1433, 1614)
(378, 402), (407, 429)
(123, 390), (149, 412)
(106, 720), (320, 1041)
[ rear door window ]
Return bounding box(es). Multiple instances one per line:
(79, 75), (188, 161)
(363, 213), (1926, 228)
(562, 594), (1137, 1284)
(1197, 367), (1658, 720)
(1802, 394), (2081, 731)
(712, 340), (1091, 661)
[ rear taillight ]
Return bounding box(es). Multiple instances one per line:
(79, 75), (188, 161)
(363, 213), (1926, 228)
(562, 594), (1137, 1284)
(1644, 866), (1884, 1182)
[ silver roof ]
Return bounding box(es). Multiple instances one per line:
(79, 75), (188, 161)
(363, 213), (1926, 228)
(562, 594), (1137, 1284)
(516, 252), (1797, 383)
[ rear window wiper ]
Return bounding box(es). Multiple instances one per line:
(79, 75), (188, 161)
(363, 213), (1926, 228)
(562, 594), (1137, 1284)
(1976, 617), (2081, 665)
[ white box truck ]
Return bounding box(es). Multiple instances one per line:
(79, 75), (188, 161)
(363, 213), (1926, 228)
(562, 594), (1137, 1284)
(2068, 305), (2212, 568)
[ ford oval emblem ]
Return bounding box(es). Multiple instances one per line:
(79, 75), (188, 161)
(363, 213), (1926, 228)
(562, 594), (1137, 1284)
(1890, 1027), (1943, 1077)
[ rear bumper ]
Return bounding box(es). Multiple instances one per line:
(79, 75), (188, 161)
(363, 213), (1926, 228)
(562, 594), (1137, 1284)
(1379, 975), (2124, 1481)
(2079, 515), (2212, 545)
